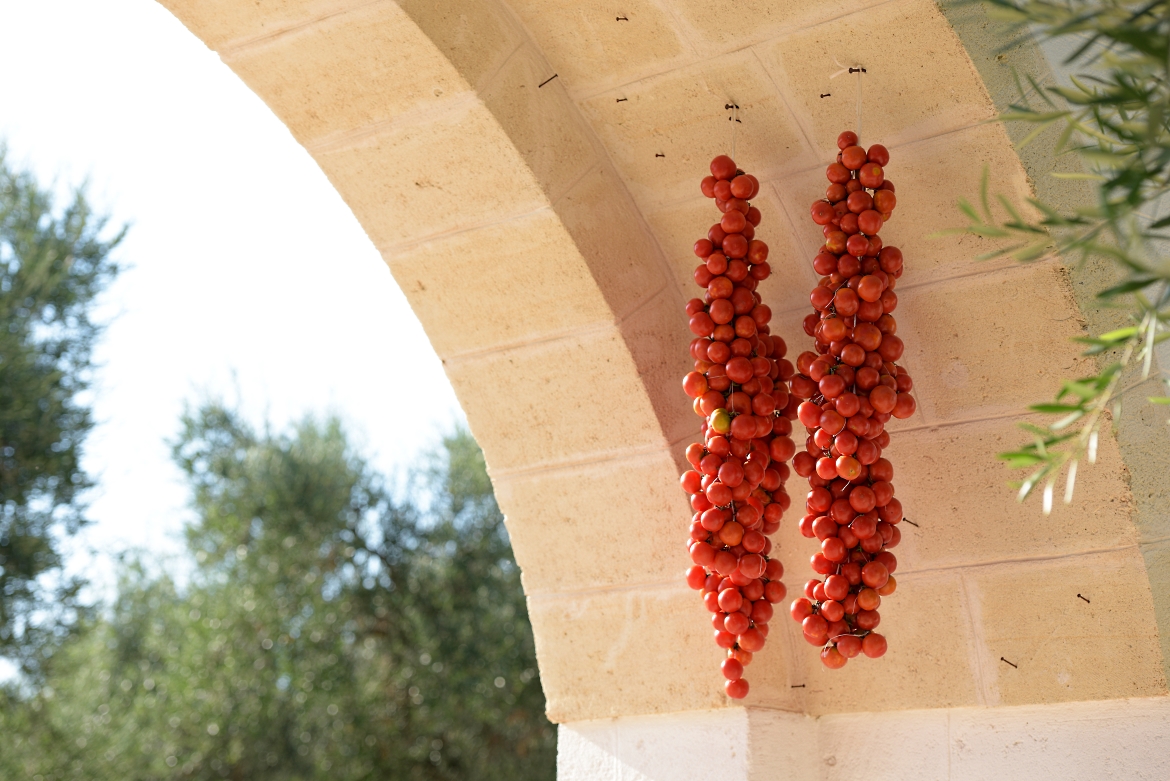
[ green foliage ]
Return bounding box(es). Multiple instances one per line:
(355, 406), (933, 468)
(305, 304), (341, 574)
(952, 1), (1170, 510)
(0, 406), (555, 780)
(0, 146), (122, 664)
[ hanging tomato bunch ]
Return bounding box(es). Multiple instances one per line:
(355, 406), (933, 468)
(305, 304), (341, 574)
(679, 154), (798, 700)
(787, 131), (915, 669)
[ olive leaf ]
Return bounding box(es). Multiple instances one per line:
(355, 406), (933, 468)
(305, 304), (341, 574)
(953, 0), (1170, 511)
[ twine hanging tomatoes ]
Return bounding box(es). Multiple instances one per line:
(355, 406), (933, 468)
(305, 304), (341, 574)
(679, 154), (797, 700)
(788, 131), (915, 669)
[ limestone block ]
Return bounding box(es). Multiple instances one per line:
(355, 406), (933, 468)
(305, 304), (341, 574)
(896, 262), (1092, 425)
(225, 2), (470, 145)
(751, 456), (810, 622)
(481, 44), (599, 201)
(396, 0), (523, 89)
(754, 191), (822, 318)
(889, 417), (1135, 570)
(386, 209), (614, 357)
(312, 98), (547, 250)
(493, 449), (691, 594)
(507, 0), (689, 96)
(883, 123), (1035, 281)
(643, 197), (724, 296)
(739, 624), (801, 712)
(670, 0), (890, 52)
(530, 582), (798, 723)
(766, 309), (814, 378)
(556, 165), (670, 320)
(447, 326), (665, 473)
(757, 0), (995, 154)
(667, 437), (692, 478)
(528, 585), (731, 722)
(616, 288), (697, 449)
(970, 549), (1167, 706)
(767, 165), (832, 264)
(580, 50), (811, 209)
(793, 569), (982, 714)
(156, 0), (349, 50)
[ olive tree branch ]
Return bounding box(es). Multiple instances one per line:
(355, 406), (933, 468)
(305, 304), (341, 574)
(949, 0), (1170, 508)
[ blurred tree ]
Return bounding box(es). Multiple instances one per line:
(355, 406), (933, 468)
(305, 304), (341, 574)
(0, 404), (555, 780)
(0, 146), (122, 668)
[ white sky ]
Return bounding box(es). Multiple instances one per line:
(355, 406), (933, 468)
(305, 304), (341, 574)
(0, 0), (464, 595)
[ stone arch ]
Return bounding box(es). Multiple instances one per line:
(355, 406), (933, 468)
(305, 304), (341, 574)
(158, 0), (710, 722)
(156, 0), (1167, 731)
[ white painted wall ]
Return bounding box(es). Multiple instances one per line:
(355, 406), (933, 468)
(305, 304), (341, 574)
(559, 697), (1170, 781)
(559, 709), (754, 781)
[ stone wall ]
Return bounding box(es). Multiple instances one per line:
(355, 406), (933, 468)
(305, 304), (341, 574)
(156, 0), (1168, 749)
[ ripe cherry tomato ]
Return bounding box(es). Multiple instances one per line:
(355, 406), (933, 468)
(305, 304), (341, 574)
(710, 155), (737, 180)
(862, 632), (887, 658)
(820, 646), (848, 669)
(858, 162), (884, 189)
(721, 657), (744, 681)
(826, 162), (851, 184)
(841, 145), (867, 170)
(866, 144), (890, 166)
(811, 200), (834, 225)
(837, 131), (859, 150)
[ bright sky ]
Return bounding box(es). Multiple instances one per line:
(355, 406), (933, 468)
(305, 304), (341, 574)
(0, 1), (463, 594)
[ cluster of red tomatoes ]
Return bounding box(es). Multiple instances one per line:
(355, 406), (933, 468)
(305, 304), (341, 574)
(679, 154), (798, 700)
(787, 131), (915, 669)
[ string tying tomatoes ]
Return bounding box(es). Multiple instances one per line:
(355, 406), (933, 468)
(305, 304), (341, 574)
(679, 154), (797, 700)
(788, 131), (915, 669)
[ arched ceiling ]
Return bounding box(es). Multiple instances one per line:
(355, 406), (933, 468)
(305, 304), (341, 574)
(156, 0), (1167, 720)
